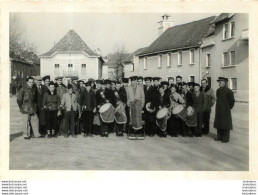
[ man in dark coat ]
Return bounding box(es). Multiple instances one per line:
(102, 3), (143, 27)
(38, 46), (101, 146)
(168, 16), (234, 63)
(214, 77), (235, 143)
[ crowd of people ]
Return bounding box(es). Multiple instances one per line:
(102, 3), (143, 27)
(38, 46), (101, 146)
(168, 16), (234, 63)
(16, 74), (235, 143)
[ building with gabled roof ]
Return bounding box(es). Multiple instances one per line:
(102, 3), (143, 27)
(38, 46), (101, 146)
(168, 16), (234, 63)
(136, 16), (216, 82)
(39, 29), (103, 82)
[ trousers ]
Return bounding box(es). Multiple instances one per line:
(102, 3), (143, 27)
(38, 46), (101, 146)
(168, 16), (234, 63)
(82, 111), (94, 134)
(64, 109), (76, 136)
(22, 113), (40, 138)
(202, 111), (210, 134)
(217, 129), (230, 142)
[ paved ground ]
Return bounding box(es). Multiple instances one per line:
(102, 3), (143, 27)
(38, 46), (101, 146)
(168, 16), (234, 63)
(9, 97), (249, 170)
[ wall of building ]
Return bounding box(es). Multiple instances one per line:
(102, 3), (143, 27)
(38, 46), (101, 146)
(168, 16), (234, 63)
(40, 53), (100, 80)
(124, 62), (135, 78)
(102, 65), (109, 79)
(201, 14), (249, 102)
(138, 48), (201, 82)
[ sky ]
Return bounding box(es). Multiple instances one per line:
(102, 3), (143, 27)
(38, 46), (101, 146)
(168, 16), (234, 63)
(16, 13), (218, 56)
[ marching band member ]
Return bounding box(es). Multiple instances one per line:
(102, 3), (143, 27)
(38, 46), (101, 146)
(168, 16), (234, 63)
(153, 77), (160, 89)
(59, 84), (78, 138)
(137, 76), (144, 86)
(126, 76), (145, 133)
(121, 78), (130, 133)
(167, 84), (185, 137)
(79, 81), (96, 137)
(192, 83), (205, 137)
(155, 83), (171, 137)
(143, 77), (156, 136)
(168, 77), (174, 88)
(17, 76), (40, 139)
(42, 81), (60, 138)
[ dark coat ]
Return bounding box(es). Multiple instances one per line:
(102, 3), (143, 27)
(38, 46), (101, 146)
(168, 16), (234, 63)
(79, 89), (96, 111)
(42, 90), (61, 111)
(144, 85), (158, 110)
(104, 88), (116, 107)
(118, 87), (127, 104)
(192, 91), (205, 113)
(214, 86), (235, 130)
(17, 84), (37, 114)
(156, 93), (170, 110)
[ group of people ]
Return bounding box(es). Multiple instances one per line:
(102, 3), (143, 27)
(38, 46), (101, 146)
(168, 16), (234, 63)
(16, 74), (235, 143)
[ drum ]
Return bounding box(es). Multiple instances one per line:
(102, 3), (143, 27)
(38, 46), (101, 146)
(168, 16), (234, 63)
(99, 103), (115, 123)
(185, 106), (197, 127)
(156, 108), (169, 131)
(145, 102), (156, 113)
(187, 106), (194, 116)
(114, 102), (127, 124)
(172, 104), (187, 121)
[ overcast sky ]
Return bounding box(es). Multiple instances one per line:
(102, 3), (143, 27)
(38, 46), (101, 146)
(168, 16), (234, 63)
(16, 13), (218, 56)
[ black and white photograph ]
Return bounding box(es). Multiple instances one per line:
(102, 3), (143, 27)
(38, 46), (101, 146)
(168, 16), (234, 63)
(8, 12), (249, 171)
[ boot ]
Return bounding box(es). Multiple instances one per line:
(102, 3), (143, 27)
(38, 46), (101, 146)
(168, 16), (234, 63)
(47, 130), (51, 138)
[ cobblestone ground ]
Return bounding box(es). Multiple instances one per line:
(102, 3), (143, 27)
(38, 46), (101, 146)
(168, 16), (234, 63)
(9, 97), (249, 170)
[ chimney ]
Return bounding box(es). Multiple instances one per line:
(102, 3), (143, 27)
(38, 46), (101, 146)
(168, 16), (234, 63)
(158, 14), (174, 36)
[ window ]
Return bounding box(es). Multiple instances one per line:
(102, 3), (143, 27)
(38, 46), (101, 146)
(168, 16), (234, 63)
(178, 51), (182, 65)
(54, 64), (59, 75)
(68, 64), (73, 74)
(167, 53), (172, 67)
(81, 64), (86, 75)
(224, 24), (229, 39)
(190, 76), (195, 82)
(131, 63), (134, 72)
(144, 57), (147, 70)
(231, 78), (237, 90)
(206, 54), (211, 67)
(230, 51), (236, 65)
(231, 22), (235, 37)
(158, 54), (162, 68)
(223, 52), (229, 67)
(190, 49), (194, 64)
(207, 77), (211, 87)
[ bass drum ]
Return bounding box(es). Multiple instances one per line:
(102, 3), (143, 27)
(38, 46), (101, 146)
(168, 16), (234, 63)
(145, 102), (156, 113)
(99, 103), (115, 123)
(172, 104), (187, 121)
(156, 108), (169, 131)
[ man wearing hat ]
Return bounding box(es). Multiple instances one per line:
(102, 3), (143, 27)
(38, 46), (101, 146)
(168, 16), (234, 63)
(17, 76), (40, 139)
(121, 78), (129, 132)
(214, 77), (235, 143)
(152, 77), (160, 89)
(126, 76), (145, 133)
(122, 78), (129, 88)
(34, 75), (48, 137)
(137, 76), (144, 86)
(176, 76), (183, 94)
(95, 80), (102, 92)
(160, 81), (169, 92)
(168, 77), (174, 88)
(143, 77), (156, 136)
(79, 81), (96, 137)
(71, 76), (80, 101)
(55, 76), (67, 136)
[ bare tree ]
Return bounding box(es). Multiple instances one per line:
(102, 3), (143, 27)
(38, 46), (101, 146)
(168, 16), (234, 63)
(110, 43), (127, 81)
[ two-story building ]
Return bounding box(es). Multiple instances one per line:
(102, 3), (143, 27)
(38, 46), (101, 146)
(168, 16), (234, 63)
(136, 15), (216, 83)
(201, 13), (249, 102)
(39, 29), (103, 83)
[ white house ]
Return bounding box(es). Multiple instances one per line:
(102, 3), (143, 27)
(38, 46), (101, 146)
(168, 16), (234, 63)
(39, 29), (103, 82)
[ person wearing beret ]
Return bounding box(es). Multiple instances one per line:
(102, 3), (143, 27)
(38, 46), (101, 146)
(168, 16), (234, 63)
(95, 80), (102, 92)
(192, 83), (205, 137)
(168, 77), (174, 88)
(58, 84), (78, 138)
(126, 76), (145, 132)
(122, 78), (129, 88)
(34, 75), (48, 137)
(143, 77), (157, 136)
(137, 76), (144, 86)
(200, 79), (216, 135)
(70, 76), (80, 101)
(160, 81), (169, 92)
(152, 77), (160, 89)
(111, 80), (117, 91)
(214, 77), (235, 143)
(42, 81), (60, 138)
(17, 76), (40, 139)
(176, 76), (183, 94)
(79, 81), (96, 137)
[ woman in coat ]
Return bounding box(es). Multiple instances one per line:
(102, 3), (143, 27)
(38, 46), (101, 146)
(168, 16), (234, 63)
(214, 77), (235, 143)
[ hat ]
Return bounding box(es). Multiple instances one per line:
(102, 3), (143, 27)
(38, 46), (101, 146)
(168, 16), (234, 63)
(110, 80), (116, 84)
(160, 81), (169, 86)
(100, 80), (105, 85)
(55, 76), (63, 80)
(122, 78), (129, 83)
(129, 76), (138, 81)
(153, 77), (161, 81)
(67, 84), (73, 89)
(194, 83), (200, 87)
(42, 75), (50, 81)
(71, 76), (79, 81)
(116, 81), (121, 84)
(78, 80), (84, 84)
(137, 76), (143, 80)
(187, 82), (195, 87)
(104, 79), (111, 85)
(85, 81), (91, 86)
(96, 80), (101, 84)
(34, 75), (42, 81)
(49, 81), (55, 86)
(217, 77), (228, 82)
(167, 77), (174, 81)
(144, 77), (153, 82)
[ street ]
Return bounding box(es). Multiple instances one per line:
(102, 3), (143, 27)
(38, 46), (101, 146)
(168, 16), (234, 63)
(9, 97), (249, 170)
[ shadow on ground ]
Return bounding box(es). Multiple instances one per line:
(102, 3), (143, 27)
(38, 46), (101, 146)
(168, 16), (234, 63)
(10, 131), (23, 142)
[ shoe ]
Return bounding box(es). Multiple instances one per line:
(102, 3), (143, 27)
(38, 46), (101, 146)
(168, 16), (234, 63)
(83, 134), (87, 137)
(53, 134), (58, 138)
(72, 135), (77, 138)
(24, 137), (30, 140)
(64, 135), (68, 138)
(88, 134), (93, 137)
(47, 134), (51, 139)
(214, 138), (222, 141)
(105, 133), (109, 137)
(222, 140), (229, 143)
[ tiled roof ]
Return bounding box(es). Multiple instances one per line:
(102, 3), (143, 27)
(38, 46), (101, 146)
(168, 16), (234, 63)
(137, 16), (216, 56)
(122, 47), (147, 64)
(103, 52), (131, 68)
(40, 29), (98, 57)
(211, 13), (234, 24)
